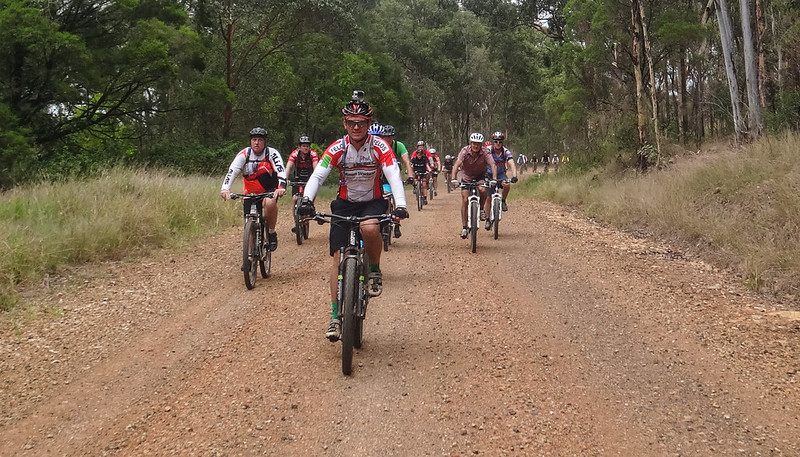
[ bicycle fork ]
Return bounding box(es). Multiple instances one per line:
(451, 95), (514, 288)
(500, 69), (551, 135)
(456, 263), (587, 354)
(467, 193), (480, 230)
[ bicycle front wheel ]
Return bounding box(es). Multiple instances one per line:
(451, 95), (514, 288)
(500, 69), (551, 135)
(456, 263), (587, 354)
(416, 183), (423, 211)
(340, 257), (359, 376)
(293, 201), (303, 245)
(242, 220), (258, 289)
(492, 199), (501, 240)
(469, 201), (478, 253)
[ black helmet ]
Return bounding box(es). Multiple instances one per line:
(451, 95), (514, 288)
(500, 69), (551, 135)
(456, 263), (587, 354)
(342, 89), (373, 117)
(382, 125), (396, 136)
(299, 135), (311, 144)
(249, 127), (267, 138)
(491, 131), (505, 141)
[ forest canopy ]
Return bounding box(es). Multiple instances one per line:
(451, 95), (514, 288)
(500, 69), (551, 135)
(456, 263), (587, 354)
(2, 0), (797, 187)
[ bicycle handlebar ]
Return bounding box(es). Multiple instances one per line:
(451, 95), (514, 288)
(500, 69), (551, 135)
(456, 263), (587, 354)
(312, 212), (395, 225)
(230, 192), (275, 200)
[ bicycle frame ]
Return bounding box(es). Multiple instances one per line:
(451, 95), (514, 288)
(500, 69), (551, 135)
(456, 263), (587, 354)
(459, 181), (485, 253)
(230, 192), (274, 288)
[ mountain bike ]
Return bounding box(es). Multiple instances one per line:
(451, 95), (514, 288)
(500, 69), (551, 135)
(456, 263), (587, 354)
(412, 175), (426, 211)
(445, 170), (454, 193)
(458, 181), (486, 253)
(288, 180), (311, 245)
(381, 186), (396, 252)
(313, 211), (394, 375)
(428, 171), (437, 201)
(485, 180), (508, 240)
(230, 192), (274, 289)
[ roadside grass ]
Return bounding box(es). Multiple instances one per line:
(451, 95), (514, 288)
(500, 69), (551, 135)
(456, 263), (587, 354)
(520, 132), (800, 296)
(0, 168), (339, 312)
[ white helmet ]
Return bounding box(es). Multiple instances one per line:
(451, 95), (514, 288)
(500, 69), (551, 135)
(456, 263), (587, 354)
(445, 155), (452, 160)
(469, 132), (484, 143)
(429, 148), (436, 154)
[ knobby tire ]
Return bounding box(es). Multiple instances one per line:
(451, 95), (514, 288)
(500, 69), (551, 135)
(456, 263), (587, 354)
(341, 257), (359, 375)
(242, 219), (258, 289)
(293, 201), (303, 245)
(469, 201), (478, 253)
(493, 198), (501, 240)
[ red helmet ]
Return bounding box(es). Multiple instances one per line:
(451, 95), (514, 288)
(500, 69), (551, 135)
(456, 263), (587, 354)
(342, 89), (373, 117)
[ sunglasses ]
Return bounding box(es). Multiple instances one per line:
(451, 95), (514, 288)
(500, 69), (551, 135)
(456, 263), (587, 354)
(345, 120), (370, 129)
(493, 140), (503, 143)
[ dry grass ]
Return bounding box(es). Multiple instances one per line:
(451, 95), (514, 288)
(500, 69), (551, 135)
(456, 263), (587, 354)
(525, 132), (800, 297)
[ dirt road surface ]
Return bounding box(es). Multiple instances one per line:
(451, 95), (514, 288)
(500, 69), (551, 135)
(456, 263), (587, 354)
(2, 183), (799, 456)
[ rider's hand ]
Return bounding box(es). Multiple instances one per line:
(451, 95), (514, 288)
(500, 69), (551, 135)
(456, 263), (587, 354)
(405, 177), (414, 185)
(451, 179), (459, 187)
(220, 189), (231, 200)
(297, 197), (315, 216)
(510, 176), (518, 183)
(274, 187), (286, 198)
(392, 207), (409, 219)
(489, 180), (497, 187)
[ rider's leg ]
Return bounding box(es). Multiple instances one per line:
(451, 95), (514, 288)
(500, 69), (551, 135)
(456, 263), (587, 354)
(263, 196), (279, 230)
(502, 181), (511, 201)
(460, 189), (469, 226)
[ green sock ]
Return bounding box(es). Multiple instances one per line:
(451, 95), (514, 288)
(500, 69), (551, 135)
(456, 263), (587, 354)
(369, 263), (380, 273)
(331, 302), (338, 319)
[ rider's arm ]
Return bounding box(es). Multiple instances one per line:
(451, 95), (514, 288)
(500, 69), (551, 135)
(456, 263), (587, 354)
(506, 156), (517, 178)
(382, 161), (407, 208)
(268, 147), (287, 189)
(451, 157), (463, 181)
(302, 146), (338, 201)
(221, 150), (247, 192)
(284, 155), (295, 180)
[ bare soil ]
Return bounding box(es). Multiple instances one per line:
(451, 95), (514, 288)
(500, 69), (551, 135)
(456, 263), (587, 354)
(2, 184), (800, 456)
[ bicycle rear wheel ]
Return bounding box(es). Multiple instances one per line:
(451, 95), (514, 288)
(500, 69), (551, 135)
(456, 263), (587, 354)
(259, 248), (271, 278)
(340, 257), (359, 375)
(492, 199), (501, 240)
(469, 201), (478, 253)
(242, 220), (258, 289)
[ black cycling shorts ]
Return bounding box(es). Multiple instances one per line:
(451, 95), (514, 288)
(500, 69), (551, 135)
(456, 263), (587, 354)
(328, 197), (389, 256)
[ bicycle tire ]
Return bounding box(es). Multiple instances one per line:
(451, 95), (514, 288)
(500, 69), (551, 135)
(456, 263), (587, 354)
(243, 219), (258, 289)
(428, 183), (434, 201)
(302, 221), (310, 239)
(493, 198), (501, 240)
(416, 182), (423, 211)
(469, 201), (478, 253)
(293, 200), (303, 245)
(340, 257), (359, 375)
(354, 252), (370, 349)
(260, 249), (271, 278)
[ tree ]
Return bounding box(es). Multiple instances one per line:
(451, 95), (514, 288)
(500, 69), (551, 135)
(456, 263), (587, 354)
(716, 0), (747, 143)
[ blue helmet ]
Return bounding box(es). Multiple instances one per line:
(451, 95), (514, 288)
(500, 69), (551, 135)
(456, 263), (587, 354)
(368, 122), (384, 135)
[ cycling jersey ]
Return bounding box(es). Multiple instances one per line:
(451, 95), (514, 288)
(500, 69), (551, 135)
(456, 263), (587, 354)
(287, 148), (320, 181)
(303, 134), (407, 207)
(486, 145), (513, 175)
(456, 145), (494, 182)
(221, 146), (286, 194)
(443, 158), (455, 172)
(410, 151), (430, 176)
(392, 140), (409, 159)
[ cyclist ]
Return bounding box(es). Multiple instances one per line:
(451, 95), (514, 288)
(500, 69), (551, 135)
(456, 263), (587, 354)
(442, 154), (456, 186)
(428, 147), (442, 196)
(380, 124), (412, 238)
(552, 153), (560, 172)
(298, 90), (408, 342)
(516, 153), (528, 175)
(285, 135), (319, 232)
(531, 153), (538, 173)
(542, 151), (551, 173)
(220, 127), (287, 251)
(450, 133), (496, 239)
(410, 140), (433, 204)
(484, 131), (518, 228)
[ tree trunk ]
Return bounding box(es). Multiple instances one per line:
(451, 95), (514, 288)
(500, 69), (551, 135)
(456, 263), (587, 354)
(755, 0), (767, 109)
(716, 0), (747, 144)
(639, 0), (662, 163)
(740, 0), (764, 139)
(630, 0), (648, 164)
(677, 49), (688, 145)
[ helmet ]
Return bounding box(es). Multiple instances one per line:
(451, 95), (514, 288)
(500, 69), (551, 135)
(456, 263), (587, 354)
(491, 131), (505, 141)
(417, 140), (425, 146)
(342, 89), (373, 117)
(382, 125), (396, 136)
(249, 127), (267, 138)
(469, 132), (484, 143)
(445, 155), (452, 160)
(299, 135), (311, 144)
(368, 122), (383, 135)
(429, 148), (436, 154)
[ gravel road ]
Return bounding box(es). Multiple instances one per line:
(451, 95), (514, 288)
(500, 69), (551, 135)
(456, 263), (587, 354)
(2, 185), (799, 456)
